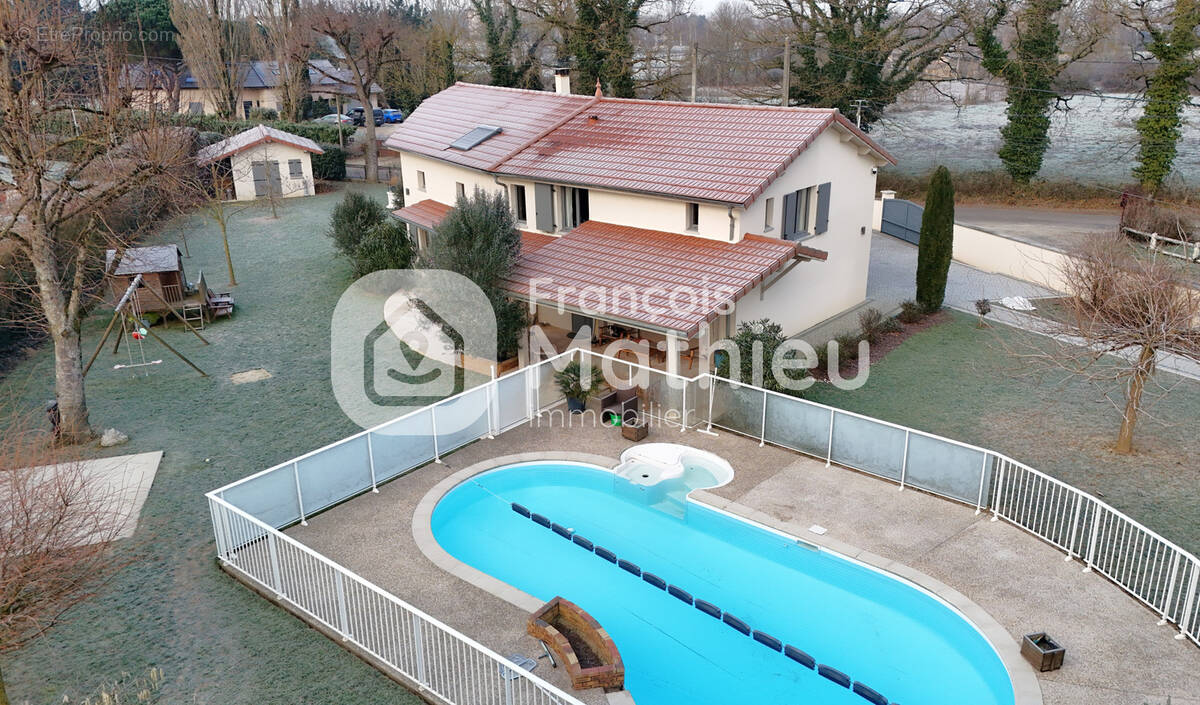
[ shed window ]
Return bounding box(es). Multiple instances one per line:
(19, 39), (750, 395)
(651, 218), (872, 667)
(288, 159), (303, 177)
(685, 202), (700, 231)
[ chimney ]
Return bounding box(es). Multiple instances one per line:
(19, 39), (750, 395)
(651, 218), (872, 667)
(554, 67), (571, 95)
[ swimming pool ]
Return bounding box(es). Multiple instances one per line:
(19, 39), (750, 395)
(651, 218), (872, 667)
(431, 460), (1015, 705)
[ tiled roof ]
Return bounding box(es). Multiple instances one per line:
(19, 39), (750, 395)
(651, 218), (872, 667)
(502, 220), (826, 337)
(391, 199), (556, 253)
(196, 125), (323, 165)
(384, 83), (894, 206)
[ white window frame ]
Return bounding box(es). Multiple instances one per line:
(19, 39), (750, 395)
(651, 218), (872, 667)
(685, 202), (700, 231)
(416, 171), (426, 191)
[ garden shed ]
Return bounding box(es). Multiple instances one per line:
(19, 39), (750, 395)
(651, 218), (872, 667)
(196, 125), (323, 202)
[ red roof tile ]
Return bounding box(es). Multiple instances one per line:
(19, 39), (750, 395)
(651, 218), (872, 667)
(503, 221), (826, 337)
(392, 199), (555, 253)
(385, 83), (894, 207)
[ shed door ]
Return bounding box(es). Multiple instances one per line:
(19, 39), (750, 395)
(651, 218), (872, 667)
(267, 161), (282, 196)
(251, 161), (268, 197)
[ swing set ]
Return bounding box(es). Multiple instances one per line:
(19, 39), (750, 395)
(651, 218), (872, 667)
(83, 274), (210, 378)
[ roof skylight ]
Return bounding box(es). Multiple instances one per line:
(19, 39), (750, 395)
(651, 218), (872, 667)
(449, 125), (502, 151)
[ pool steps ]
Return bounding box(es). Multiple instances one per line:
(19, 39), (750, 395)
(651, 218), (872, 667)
(511, 501), (902, 705)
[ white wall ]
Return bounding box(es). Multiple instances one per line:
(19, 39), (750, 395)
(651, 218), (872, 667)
(735, 128), (883, 336)
(952, 223), (1070, 293)
(229, 142), (316, 201)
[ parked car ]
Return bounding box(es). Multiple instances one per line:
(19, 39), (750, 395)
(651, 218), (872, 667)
(350, 107), (384, 127)
(314, 113), (353, 124)
(382, 108), (405, 124)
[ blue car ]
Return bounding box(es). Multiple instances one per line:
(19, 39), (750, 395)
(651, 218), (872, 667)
(382, 108), (405, 123)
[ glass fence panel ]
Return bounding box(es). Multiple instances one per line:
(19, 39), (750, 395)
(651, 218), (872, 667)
(369, 411), (437, 482)
(763, 394), (832, 458)
(829, 412), (906, 481)
(220, 465), (302, 529)
(903, 433), (990, 503)
(296, 434), (372, 515)
(433, 387), (490, 454)
(495, 370), (530, 432)
(708, 379), (765, 437)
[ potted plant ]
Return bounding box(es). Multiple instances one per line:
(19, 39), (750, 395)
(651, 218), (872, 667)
(554, 360), (604, 414)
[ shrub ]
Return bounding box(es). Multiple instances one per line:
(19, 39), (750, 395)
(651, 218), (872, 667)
(898, 299), (925, 324)
(353, 220), (415, 276)
(858, 307), (901, 344)
(312, 143), (347, 181)
(248, 107), (279, 121)
(831, 331), (863, 370)
(327, 192), (387, 259)
(714, 318), (806, 392)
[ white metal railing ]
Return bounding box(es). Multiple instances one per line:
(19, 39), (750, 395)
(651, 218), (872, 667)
(207, 347), (1199, 702)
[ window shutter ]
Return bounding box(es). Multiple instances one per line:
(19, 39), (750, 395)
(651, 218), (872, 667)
(534, 183), (554, 231)
(815, 182), (831, 234)
(782, 191), (798, 238)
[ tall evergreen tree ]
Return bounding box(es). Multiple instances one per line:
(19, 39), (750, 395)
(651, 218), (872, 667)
(472, 0), (542, 88)
(915, 166), (955, 313)
(1127, 0), (1200, 191)
(570, 0), (644, 97)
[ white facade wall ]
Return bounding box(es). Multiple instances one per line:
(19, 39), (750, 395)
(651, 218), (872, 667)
(735, 128), (883, 335)
(229, 142), (317, 201)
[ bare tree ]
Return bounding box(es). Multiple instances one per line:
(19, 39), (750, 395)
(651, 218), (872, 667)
(0, 3), (194, 442)
(0, 413), (133, 704)
(171, 0), (254, 118)
(306, 0), (407, 183)
(252, 0), (313, 122)
(1020, 234), (1200, 454)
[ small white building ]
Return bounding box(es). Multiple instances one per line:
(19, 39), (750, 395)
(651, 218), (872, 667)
(197, 125), (323, 202)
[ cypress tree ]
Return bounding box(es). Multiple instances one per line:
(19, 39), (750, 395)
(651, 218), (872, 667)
(915, 166), (955, 313)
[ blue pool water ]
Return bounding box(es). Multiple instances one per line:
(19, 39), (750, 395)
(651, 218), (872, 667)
(432, 462), (1014, 705)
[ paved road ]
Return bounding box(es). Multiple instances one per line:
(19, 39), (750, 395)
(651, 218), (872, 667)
(868, 233), (1053, 312)
(955, 205), (1120, 251)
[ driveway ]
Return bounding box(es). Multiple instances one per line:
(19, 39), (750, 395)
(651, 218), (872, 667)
(955, 205), (1120, 252)
(868, 232), (1054, 312)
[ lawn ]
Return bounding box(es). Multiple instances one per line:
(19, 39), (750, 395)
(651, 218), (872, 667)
(0, 184), (427, 704)
(804, 311), (1200, 556)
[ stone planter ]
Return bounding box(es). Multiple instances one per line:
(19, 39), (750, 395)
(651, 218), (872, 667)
(1021, 632), (1065, 672)
(528, 597), (624, 691)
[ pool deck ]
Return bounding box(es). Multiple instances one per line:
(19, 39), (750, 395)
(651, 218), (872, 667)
(286, 417), (1200, 705)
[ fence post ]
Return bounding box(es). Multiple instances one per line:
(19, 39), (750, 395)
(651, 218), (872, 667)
(825, 409), (835, 467)
(1064, 493), (1083, 561)
(706, 377), (716, 433)
(1176, 561), (1198, 640)
(485, 366), (497, 439)
(974, 454), (989, 515)
(413, 614), (428, 684)
(1159, 552), (1181, 626)
(990, 460), (1005, 522)
(898, 430), (910, 491)
(1083, 508), (1102, 573)
(335, 570), (351, 639)
(208, 499), (227, 559)
(680, 384), (688, 433)
(366, 433), (378, 493)
(431, 409), (442, 464)
(758, 389), (767, 447)
(292, 461), (308, 526)
(267, 533), (284, 597)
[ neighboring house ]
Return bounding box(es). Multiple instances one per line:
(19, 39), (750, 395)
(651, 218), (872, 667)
(385, 77), (894, 373)
(197, 125), (323, 201)
(126, 60), (382, 117)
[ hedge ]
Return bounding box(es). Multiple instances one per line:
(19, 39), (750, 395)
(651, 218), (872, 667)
(160, 112), (352, 144)
(312, 143), (347, 181)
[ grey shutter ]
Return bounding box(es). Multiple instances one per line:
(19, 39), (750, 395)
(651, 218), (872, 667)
(251, 161), (267, 196)
(534, 183), (553, 231)
(782, 191), (798, 238)
(268, 161), (283, 195)
(815, 182), (831, 234)
(288, 159), (303, 177)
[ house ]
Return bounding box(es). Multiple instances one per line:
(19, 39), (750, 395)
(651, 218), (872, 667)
(197, 125), (323, 201)
(385, 75), (894, 374)
(125, 60), (382, 117)
(105, 245), (187, 313)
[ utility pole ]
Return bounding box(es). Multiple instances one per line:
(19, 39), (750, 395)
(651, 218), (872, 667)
(690, 42), (698, 102)
(781, 36), (790, 107)
(851, 98), (868, 128)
